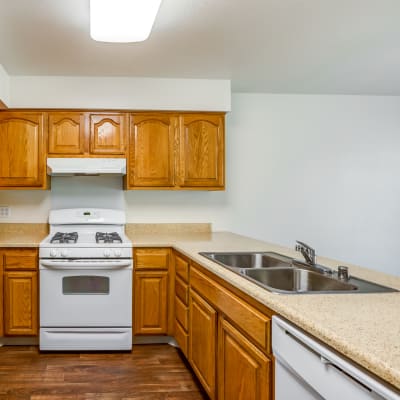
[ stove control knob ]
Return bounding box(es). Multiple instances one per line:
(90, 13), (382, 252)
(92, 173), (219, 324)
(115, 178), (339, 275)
(114, 250), (122, 257)
(61, 249), (69, 258)
(104, 249), (111, 258)
(50, 249), (58, 258)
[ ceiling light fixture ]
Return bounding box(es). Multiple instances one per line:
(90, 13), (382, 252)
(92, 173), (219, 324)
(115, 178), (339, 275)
(90, 0), (162, 43)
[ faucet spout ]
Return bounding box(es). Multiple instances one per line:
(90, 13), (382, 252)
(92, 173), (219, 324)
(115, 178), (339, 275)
(295, 241), (333, 275)
(295, 240), (316, 265)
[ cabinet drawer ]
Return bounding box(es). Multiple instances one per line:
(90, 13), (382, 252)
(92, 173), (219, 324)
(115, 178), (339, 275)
(4, 249), (38, 271)
(174, 319), (188, 357)
(175, 295), (189, 330)
(175, 276), (189, 306)
(191, 265), (271, 353)
(175, 254), (189, 282)
(135, 248), (169, 270)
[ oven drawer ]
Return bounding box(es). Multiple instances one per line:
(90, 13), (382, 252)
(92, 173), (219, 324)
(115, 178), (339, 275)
(40, 327), (132, 350)
(40, 268), (132, 327)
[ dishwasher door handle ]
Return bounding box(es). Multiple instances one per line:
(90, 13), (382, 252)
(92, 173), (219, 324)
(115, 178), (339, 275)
(320, 356), (333, 366)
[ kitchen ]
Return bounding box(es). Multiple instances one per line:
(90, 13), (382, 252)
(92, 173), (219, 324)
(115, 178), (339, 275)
(0, 0), (400, 399)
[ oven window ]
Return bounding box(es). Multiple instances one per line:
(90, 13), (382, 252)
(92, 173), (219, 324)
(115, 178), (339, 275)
(62, 276), (110, 295)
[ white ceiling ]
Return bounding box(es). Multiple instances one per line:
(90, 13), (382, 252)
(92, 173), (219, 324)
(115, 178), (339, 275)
(1, 0), (400, 94)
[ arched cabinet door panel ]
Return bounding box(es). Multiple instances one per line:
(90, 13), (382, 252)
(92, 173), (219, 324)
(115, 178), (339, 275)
(129, 114), (177, 187)
(48, 112), (85, 155)
(0, 112), (47, 188)
(178, 113), (224, 189)
(90, 113), (127, 155)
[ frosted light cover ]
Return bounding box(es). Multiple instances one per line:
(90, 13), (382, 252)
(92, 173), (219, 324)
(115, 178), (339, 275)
(90, 0), (162, 42)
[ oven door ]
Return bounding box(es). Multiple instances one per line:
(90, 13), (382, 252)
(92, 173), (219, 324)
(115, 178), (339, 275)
(40, 260), (132, 327)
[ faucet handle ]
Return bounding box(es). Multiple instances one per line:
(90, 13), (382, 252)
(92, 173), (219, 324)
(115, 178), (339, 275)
(295, 240), (316, 265)
(337, 266), (349, 281)
(295, 240), (315, 253)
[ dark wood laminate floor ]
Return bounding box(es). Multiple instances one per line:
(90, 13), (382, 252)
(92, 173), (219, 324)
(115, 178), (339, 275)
(0, 344), (208, 400)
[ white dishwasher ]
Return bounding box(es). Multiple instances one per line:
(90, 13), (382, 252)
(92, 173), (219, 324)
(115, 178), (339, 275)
(272, 316), (400, 400)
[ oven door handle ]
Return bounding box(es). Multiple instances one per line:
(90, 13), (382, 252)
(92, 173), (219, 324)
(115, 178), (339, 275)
(40, 260), (132, 270)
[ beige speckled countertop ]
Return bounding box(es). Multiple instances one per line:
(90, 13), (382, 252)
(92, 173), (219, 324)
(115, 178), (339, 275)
(129, 230), (400, 391)
(0, 224), (399, 390)
(0, 223), (48, 247)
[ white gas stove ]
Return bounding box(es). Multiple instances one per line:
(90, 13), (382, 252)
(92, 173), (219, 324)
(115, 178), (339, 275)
(40, 208), (132, 259)
(39, 208), (133, 351)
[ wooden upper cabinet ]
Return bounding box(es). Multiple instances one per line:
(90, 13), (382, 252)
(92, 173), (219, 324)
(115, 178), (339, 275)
(90, 113), (127, 155)
(178, 113), (225, 189)
(0, 112), (47, 189)
(48, 112), (85, 155)
(129, 114), (176, 188)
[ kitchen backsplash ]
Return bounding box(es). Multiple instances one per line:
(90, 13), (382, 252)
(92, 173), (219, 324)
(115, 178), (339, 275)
(51, 176), (125, 210)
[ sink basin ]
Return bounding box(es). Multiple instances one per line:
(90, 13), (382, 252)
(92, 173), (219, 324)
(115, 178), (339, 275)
(199, 251), (398, 294)
(243, 268), (358, 293)
(199, 251), (292, 270)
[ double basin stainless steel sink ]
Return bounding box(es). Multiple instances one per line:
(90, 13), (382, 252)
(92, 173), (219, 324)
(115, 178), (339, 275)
(199, 252), (398, 294)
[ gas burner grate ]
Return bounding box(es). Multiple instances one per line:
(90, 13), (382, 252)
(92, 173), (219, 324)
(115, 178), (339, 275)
(50, 232), (78, 244)
(95, 232), (123, 244)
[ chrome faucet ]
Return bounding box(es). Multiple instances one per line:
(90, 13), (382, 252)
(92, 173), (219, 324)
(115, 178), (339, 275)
(294, 241), (333, 275)
(295, 240), (316, 265)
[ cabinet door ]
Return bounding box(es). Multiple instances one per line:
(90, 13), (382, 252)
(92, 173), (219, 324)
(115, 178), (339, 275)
(178, 113), (224, 189)
(218, 317), (271, 400)
(89, 113), (127, 155)
(189, 290), (217, 399)
(0, 252), (3, 336)
(48, 112), (85, 155)
(4, 271), (38, 336)
(134, 271), (168, 335)
(129, 114), (176, 188)
(0, 112), (46, 188)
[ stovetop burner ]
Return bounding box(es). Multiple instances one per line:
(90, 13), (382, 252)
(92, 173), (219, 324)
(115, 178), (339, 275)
(95, 232), (123, 244)
(50, 232), (79, 244)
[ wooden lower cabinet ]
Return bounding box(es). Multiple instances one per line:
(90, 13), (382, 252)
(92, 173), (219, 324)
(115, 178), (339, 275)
(189, 290), (217, 399)
(1, 248), (39, 336)
(4, 271), (38, 335)
(133, 248), (173, 335)
(0, 254), (3, 336)
(185, 262), (273, 400)
(218, 317), (271, 400)
(173, 251), (190, 357)
(134, 271), (168, 335)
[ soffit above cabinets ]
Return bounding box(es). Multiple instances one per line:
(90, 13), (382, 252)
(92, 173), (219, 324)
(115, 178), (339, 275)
(1, 0), (400, 94)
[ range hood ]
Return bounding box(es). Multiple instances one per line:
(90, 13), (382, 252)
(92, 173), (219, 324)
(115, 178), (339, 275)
(47, 158), (126, 176)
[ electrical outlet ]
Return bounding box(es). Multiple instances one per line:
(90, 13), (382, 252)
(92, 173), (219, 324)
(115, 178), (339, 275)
(0, 206), (11, 218)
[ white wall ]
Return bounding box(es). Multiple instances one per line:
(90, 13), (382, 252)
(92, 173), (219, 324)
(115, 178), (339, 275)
(227, 93), (400, 276)
(1, 92), (400, 276)
(0, 64), (10, 106)
(9, 76), (231, 111)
